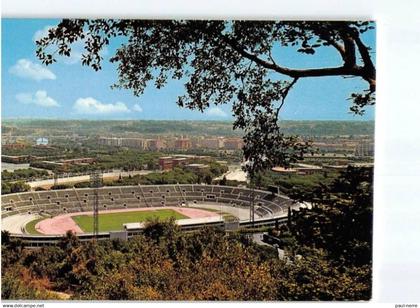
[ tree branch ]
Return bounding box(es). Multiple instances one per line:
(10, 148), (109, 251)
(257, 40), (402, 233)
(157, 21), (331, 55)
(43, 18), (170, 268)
(222, 35), (363, 80)
(342, 37), (356, 68)
(328, 40), (346, 61)
(353, 35), (375, 71)
(353, 35), (376, 91)
(276, 77), (299, 119)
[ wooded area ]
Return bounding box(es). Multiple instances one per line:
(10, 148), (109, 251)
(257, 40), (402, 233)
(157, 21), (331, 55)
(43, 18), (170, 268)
(1, 167), (372, 300)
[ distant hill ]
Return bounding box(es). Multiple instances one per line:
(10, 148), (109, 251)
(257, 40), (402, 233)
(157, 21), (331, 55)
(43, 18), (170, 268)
(2, 119), (374, 137)
(277, 120), (374, 137)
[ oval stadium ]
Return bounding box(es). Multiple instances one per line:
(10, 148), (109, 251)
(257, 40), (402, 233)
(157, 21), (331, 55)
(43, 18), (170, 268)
(1, 184), (301, 247)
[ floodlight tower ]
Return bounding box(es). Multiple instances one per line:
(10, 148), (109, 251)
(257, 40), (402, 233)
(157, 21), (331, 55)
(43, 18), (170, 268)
(245, 160), (255, 225)
(249, 184), (255, 224)
(53, 172), (58, 187)
(90, 170), (102, 240)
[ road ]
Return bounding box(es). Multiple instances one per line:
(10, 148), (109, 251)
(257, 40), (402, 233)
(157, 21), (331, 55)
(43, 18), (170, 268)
(2, 162), (31, 172)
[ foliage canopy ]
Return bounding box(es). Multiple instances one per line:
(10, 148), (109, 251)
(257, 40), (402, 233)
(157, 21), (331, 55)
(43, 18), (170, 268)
(36, 20), (375, 176)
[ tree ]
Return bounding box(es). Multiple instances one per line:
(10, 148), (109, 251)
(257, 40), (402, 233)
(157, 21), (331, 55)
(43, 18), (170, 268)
(2, 217), (371, 300)
(2, 181), (31, 195)
(36, 20), (375, 176)
(277, 166), (373, 266)
(1, 230), (11, 246)
(204, 174), (213, 185)
(272, 248), (371, 300)
(142, 217), (180, 244)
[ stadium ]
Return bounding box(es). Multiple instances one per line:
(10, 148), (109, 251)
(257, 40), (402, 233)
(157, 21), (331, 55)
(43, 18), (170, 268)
(1, 184), (300, 247)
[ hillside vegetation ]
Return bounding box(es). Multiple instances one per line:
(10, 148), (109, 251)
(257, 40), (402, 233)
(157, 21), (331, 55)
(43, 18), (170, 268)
(1, 167), (372, 300)
(2, 119), (374, 137)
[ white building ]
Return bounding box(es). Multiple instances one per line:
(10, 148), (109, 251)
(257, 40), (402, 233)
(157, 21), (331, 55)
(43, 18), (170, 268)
(36, 137), (49, 145)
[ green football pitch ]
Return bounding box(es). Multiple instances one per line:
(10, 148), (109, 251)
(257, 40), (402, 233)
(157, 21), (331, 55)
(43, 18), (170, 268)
(71, 209), (187, 232)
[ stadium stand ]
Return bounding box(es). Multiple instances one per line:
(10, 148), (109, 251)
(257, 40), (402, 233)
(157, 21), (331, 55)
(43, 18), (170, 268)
(2, 184), (293, 229)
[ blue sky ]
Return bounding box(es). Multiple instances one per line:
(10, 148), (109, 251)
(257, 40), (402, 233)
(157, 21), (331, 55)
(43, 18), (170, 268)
(1, 19), (375, 121)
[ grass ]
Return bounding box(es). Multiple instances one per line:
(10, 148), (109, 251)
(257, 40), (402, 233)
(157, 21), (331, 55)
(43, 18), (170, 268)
(25, 218), (45, 235)
(222, 214), (238, 221)
(71, 209), (188, 232)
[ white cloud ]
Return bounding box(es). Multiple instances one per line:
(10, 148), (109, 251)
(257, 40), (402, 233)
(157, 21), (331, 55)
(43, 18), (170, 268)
(33, 25), (55, 42)
(73, 97), (130, 114)
(16, 90), (59, 107)
(9, 59), (56, 81)
(132, 104), (143, 112)
(206, 107), (228, 117)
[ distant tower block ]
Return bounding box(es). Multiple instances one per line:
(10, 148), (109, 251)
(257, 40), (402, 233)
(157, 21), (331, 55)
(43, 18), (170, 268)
(36, 137), (49, 145)
(355, 141), (374, 157)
